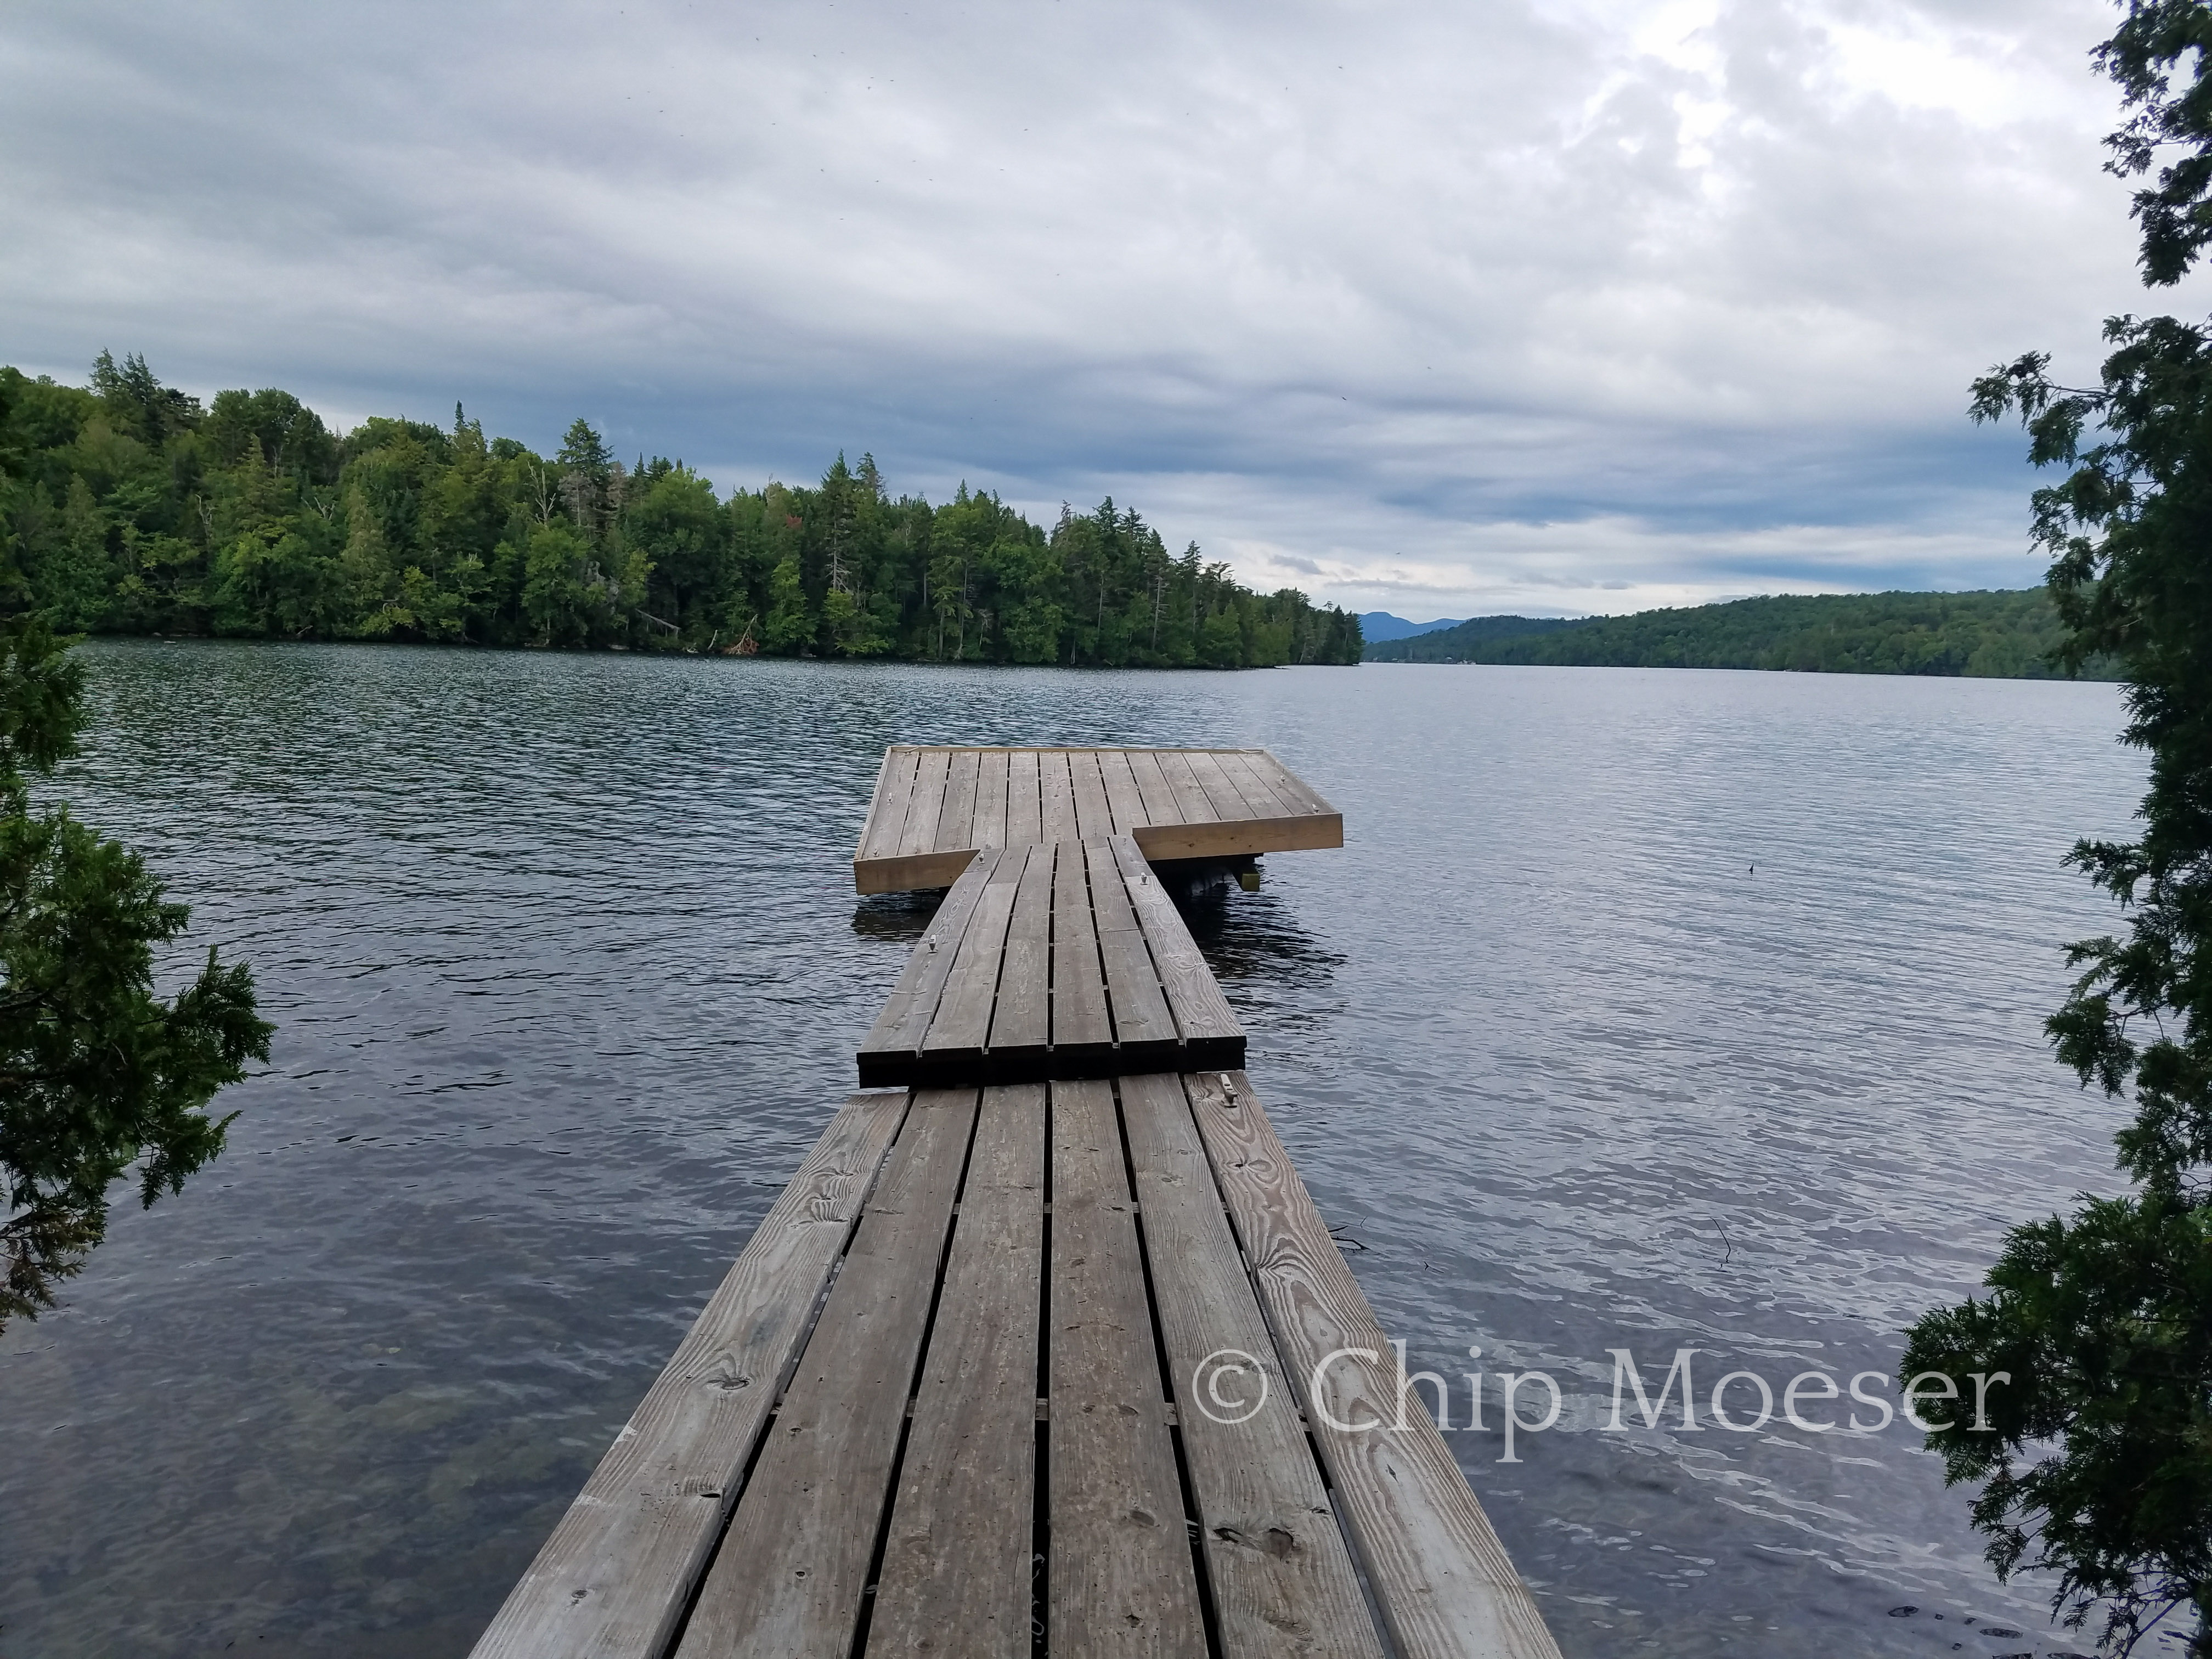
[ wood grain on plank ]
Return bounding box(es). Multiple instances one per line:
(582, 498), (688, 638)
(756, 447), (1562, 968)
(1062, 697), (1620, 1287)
(467, 1092), (912, 1659)
(919, 854), (1023, 1063)
(989, 843), (1053, 1053)
(1041, 750), (1079, 846)
(1050, 839), (1112, 1059)
(898, 749), (956, 857)
(1154, 751), (1223, 827)
(1213, 751), (1299, 820)
(1097, 748), (1149, 837)
(1252, 750), (1339, 819)
(858, 851), (995, 1076)
(856, 848), (989, 896)
(1085, 840), (1177, 1054)
(866, 1084), (1045, 1657)
(1181, 751), (1265, 823)
(1048, 1079), (1206, 1658)
(676, 1090), (978, 1659)
(1184, 1071), (1564, 1659)
(1108, 838), (1241, 1047)
(1008, 749), (1043, 849)
(856, 747), (919, 864)
(1129, 816), (1342, 864)
(1069, 749), (1114, 844)
(1124, 749), (1181, 826)
(1084, 836), (1143, 938)
(973, 748), (1012, 850)
(1118, 1073), (1387, 1659)
(936, 748), (982, 854)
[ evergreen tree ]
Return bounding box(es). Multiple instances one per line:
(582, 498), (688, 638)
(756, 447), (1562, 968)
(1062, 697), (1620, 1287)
(1900, 7), (2212, 1651)
(0, 355), (1363, 667)
(0, 617), (270, 1328)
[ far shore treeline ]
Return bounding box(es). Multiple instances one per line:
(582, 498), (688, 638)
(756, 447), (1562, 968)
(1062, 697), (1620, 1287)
(1365, 589), (2115, 680)
(0, 356), (1363, 668)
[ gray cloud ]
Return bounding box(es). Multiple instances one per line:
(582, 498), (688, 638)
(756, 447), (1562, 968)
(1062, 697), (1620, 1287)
(3, 0), (2195, 616)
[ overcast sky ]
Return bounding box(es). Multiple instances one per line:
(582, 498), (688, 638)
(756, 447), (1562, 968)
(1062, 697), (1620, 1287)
(3, 0), (2197, 617)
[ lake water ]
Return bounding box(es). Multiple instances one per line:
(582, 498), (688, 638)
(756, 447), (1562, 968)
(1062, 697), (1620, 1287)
(0, 642), (2166, 1658)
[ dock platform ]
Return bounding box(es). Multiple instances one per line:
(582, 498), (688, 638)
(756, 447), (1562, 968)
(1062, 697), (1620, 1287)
(853, 747), (1344, 894)
(471, 747), (1558, 1659)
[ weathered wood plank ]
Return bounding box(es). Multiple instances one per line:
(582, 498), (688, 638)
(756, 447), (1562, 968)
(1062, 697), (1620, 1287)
(973, 748), (1013, 850)
(1184, 1071), (1564, 1659)
(1181, 751), (1265, 823)
(862, 838), (1239, 1085)
(857, 851), (995, 1083)
(936, 748), (983, 854)
(856, 848), (989, 896)
(1084, 838), (1144, 939)
(988, 843), (1053, 1054)
(856, 747), (920, 865)
(1118, 1073), (1386, 1659)
(1130, 816), (1342, 865)
(919, 853), (1025, 1064)
(1007, 749), (1043, 849)
(898, 749), (955, 858)
(1098, 927), (1180, 1056)
(1109, 838), (1242, 1049)
(1085, 840), (1177, 1054)
(1040, 749), (1079, 846)
(1050, 838), (1112, 1062)
(1251, 749), (1338, 819)
(1069, 749), (1114, 843)
(867, 1084), (1045, 1658)
(1097, 748), (1149, 837)
(1048, 1079), (1206, 1658)
(467, 1092), (912, 1659)
(1124, 748), (1181, 827)
(675, 1090), (978, 1659)
(1214, 750), (1299, 820)
(1154, 750), (1223, 828)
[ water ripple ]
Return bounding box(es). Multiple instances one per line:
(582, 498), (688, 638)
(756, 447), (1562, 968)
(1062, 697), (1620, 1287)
(0, 644), (2150, 1657)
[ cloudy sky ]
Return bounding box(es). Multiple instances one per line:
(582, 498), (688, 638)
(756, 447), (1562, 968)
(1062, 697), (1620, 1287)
(3, 0), (2199, 617)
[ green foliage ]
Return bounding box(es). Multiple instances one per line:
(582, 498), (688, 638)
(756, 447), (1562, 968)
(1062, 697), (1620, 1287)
(1900, 8), (2212, 1651)
(1365, 590), (2111, 679)
(2100, 1), (2212, 287)
(0, 362), (1360, 668)
(0, 617), (271, 1329)
(1904, 1199), (2210, 1656)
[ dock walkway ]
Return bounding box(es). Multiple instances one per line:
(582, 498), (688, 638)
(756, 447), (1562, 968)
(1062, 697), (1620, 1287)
(470, 748), (1559, 1659)
(858, 834), (1244, 1086)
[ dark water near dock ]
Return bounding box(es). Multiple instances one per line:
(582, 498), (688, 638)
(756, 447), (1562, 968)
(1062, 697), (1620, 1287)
(0, 643), (2164, 1657)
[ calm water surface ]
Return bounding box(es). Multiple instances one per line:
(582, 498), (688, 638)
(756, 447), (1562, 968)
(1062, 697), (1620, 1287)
(0, 643), (2160, 1657)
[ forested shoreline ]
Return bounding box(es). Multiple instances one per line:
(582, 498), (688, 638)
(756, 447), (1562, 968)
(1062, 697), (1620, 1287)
(1365, 588), (2113, 679)
(0, 356), (1362, 668)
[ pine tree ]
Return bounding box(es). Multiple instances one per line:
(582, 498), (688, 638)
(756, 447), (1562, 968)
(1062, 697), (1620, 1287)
(0, 617), (269, 1328)
(1900, 8), (2212, 1651)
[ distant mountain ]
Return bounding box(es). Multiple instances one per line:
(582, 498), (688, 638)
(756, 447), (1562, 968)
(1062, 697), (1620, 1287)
(1362, 614), (1584, 657)
(1357, 611), (1468, 642)
(1363, 590), (2115, 680)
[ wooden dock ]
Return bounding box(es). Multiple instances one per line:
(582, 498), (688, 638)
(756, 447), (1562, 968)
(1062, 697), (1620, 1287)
(857, 835), (1244, 1086)
(470, 747), (1559, 1659)
(853, 747), (1344, 894)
